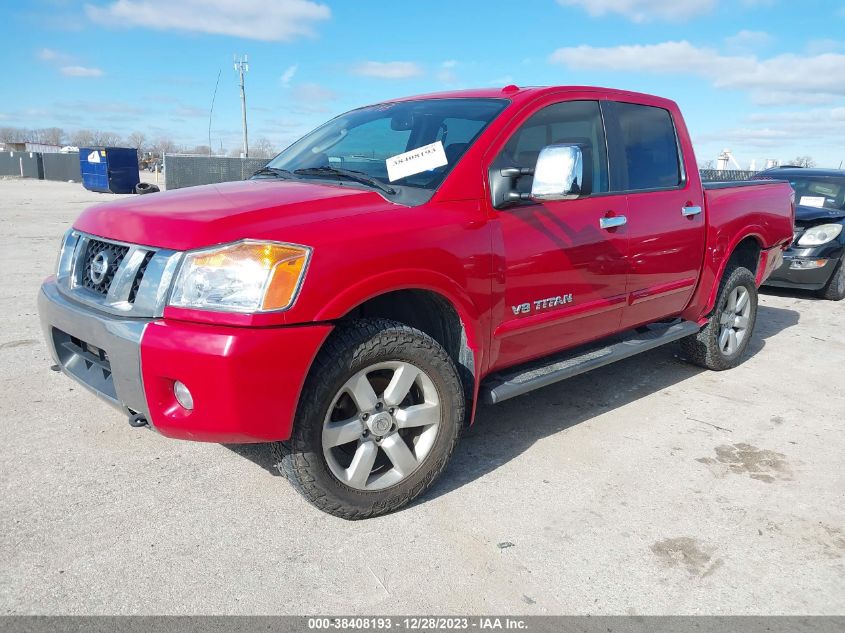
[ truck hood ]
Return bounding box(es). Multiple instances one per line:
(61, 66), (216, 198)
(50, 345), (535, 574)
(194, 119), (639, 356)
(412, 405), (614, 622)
(73, 179), (391, 250)
(795, 204), (845, 223)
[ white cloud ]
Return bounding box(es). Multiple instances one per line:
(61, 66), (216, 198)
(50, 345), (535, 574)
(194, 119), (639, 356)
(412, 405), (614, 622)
(698, 108), (845, 154)
(291, 82), (336, 102)
(287, 83), (338, 113)
(37, 48), (70, 62)
(724, 30), (773, 53)
(556, 0), (716, 22)
(805, 39), (845, 55)
(60, 65), (104, 77)
(436, 60), (458, 84)
(85, 0), (331, 42)
(549, 41), (845, 103)
(38, 47), (103, 78)
(280, 64), (298, 87)
(352, 61), (422, 79)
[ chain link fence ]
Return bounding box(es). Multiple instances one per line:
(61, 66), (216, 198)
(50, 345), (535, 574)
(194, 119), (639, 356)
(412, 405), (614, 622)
(164, 155), (270, 190)
(699, 169), (760, 182)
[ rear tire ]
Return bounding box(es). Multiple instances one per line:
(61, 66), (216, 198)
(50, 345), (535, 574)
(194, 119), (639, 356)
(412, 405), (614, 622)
(817, 256), (845, 301)
(681, 266), (758, 371)
(271, 318), (464, 520)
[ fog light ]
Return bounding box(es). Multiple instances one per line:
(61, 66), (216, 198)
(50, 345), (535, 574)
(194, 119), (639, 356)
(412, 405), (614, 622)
(173, 380), (194, 410)
(790, 259), (827, 270)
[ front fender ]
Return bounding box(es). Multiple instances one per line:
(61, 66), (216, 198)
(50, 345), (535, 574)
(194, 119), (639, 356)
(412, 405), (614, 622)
(314, 268), (487, 425)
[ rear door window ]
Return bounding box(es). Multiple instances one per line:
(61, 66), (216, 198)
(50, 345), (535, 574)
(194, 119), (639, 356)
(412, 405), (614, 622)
(605, 102), (682, 192)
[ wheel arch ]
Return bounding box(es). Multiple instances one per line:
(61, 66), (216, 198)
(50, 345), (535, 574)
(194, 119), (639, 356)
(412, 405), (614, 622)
(702, 232), (764, 318)
(313, 272), (485, 425)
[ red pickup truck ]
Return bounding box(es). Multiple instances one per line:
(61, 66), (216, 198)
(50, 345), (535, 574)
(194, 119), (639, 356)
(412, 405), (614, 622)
(38, 86), (794, 519)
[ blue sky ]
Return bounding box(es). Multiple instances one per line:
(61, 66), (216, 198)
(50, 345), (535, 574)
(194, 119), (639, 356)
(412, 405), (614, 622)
(3, 0), (845, 167)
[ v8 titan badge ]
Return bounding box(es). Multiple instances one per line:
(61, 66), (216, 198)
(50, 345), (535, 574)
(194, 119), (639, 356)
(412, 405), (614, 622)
(512, 293), (574, 316)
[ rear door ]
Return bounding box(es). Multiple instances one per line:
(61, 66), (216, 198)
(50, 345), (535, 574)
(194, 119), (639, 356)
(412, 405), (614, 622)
(603, 100), (706, 329)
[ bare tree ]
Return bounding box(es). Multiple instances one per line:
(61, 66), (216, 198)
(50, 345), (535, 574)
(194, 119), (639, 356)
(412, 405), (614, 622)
(70, 129), (96, 147)
(35, 127), (65, 146)
(0, 127), (30, 142)
(152, 137), (179, 157)
(699, 159), (715, 170)
(250, 137), (277, 159)
(127, 131), (147, 151)
(93, 131), (124, 147)
(791, 156), (816, 168)
(190, 145), (213, 155)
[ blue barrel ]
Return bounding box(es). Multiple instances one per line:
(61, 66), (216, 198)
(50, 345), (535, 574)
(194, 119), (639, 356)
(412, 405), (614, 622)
(80, 147), (140, 194)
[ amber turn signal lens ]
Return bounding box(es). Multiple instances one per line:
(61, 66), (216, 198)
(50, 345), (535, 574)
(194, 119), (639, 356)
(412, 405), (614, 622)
(262, 248), (309, 310)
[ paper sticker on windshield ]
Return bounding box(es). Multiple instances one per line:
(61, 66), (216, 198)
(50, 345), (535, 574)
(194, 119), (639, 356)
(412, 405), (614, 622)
(386, 141), (448, 182)
(800, 196), (825, 208)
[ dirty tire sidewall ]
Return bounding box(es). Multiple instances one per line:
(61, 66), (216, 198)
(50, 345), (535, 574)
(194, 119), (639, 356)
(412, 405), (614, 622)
(818, 255), (845, 301)
(681, 266), (758, 371)
(272, 318), (464, 520)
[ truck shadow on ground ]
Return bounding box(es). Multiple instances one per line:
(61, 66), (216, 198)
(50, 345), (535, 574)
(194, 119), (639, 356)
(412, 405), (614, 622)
(223, 305), (800, 500)
(760, 286), (826, 302)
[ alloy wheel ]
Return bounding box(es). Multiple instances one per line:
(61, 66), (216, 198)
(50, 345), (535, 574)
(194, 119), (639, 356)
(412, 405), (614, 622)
(718, 286), (752, 355)
(321, 361), (441, 491)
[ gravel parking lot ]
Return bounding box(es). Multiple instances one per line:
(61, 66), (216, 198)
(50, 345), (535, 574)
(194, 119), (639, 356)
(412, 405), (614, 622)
(1, 177), (843, 615)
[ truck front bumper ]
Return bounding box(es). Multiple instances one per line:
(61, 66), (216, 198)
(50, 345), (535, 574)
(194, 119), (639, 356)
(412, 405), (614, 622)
(39, 277), (332, 443)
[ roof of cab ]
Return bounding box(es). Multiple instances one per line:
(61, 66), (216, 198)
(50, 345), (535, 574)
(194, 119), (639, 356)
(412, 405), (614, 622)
(379, 85), (678, 107)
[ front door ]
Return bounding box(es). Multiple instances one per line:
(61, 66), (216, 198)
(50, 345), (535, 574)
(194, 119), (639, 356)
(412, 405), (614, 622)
(487, 98), (630, 371)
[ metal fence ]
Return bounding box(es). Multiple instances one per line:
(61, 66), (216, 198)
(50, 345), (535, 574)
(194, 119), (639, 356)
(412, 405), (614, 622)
(0, 151), (81, 181)
(699, 169), (759, 182)
(41, 152), (81, 182)
(0, 151), (43, 178)
(164, 155), (270, 190)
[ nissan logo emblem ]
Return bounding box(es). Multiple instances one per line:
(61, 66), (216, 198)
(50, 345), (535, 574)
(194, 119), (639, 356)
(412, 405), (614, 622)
(89, 252), (110, 285)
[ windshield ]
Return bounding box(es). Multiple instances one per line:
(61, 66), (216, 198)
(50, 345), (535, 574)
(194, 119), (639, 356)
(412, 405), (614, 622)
(783, 176), (845, 211)
(259, 98), (508, 205)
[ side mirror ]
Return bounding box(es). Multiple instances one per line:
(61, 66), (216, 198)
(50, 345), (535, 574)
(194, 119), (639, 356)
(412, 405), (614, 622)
(530, 144), (583, 201)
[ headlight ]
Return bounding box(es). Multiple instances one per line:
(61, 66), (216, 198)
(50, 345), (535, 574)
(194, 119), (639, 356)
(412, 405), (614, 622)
(797, 224), (843, 247)
(169, 240), (311, 312)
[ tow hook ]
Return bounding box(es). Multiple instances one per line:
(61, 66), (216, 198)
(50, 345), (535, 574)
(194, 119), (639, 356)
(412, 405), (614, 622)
(128, 413), (149, 428)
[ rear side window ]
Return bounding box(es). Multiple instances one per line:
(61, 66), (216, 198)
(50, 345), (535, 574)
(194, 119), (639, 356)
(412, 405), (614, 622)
(606, 102), (681, 191)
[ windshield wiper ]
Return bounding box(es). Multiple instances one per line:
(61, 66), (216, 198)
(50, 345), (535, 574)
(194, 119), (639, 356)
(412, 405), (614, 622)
(293, 166), (396, 195)
(252, 166), (295, 179)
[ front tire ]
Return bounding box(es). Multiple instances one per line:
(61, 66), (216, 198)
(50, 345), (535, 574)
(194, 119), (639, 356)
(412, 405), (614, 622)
(817, 256), (845, 301)
(681, 266), (758, 371)
(272, 319), (464, 520)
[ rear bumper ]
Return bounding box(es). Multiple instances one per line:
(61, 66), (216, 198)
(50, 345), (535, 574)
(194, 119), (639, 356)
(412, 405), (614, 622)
(39, 277), (332, 443)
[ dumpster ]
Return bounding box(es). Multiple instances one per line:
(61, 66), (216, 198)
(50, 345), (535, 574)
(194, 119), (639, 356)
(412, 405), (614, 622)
(80, 147), (140, 193)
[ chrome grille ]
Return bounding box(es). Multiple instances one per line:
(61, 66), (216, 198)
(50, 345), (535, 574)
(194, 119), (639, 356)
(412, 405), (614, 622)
(80, 239), (130, 296)
(129, 251), (155, 303)
(56, 230), (183, 319)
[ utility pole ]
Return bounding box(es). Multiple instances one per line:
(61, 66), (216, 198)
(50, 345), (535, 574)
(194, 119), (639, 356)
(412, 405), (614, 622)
(234, 54), (249, 157)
